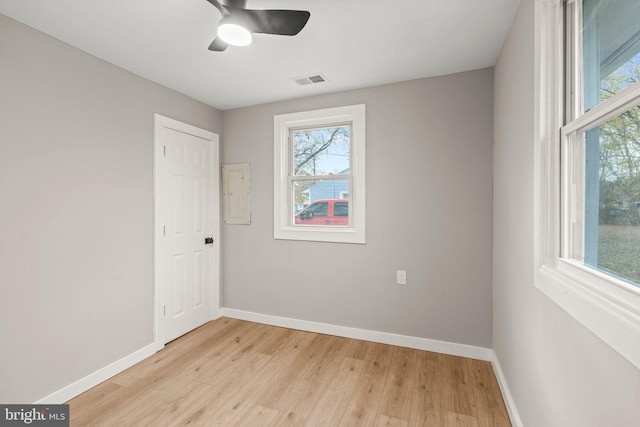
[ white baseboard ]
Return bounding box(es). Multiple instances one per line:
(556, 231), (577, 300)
(35, 343), (157, 404)
(220, 307), (493, 361)
(490, 350), (523, 427)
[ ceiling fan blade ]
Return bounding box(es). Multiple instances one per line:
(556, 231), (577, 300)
(204, 0), (224, 14)
(235, 9), (310, 36)
(208, 37), (228, 51)
(219, 0), (247, 7)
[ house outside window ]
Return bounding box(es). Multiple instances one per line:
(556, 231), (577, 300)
(535, 0), (640, 369)
(302, 168), (349, 205)
(274, 105), (365, 243)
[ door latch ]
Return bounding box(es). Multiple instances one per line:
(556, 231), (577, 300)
(205, 237), (214, 245)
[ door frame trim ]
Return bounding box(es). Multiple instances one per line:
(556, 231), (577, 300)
(153, 114), (220, 351)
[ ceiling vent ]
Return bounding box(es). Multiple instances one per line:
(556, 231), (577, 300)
(293, 73), (327, 86)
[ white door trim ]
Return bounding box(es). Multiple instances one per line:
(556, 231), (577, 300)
(153, 114), (220, 351)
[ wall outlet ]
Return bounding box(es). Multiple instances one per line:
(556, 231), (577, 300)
(396, 270), (407, 285)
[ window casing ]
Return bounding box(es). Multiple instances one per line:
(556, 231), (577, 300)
(274, 105), (365, 243)
(535, 0), (640, 369)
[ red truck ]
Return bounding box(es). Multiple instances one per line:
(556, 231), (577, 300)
(295, 199), (349, 226)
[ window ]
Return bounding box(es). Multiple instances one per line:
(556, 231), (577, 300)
(274, 105), (365, 243)
(535, 0), (640, 369)
(564, 0), (640, 286)
(291, 124), (350, 225)
(334, 202), (348, 217)
(307, 202), (328, 217)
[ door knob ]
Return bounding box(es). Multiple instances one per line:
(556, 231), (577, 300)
(205, 237), (214, 244)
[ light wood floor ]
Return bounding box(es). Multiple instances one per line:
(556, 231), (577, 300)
(68, 318), (511, 426)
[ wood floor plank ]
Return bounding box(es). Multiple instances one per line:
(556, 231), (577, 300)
(339, 342), (397, 427)
(270, 379), (328, 426)
(67, 318), (511, 426)
(104, 402), (164, 427)
(65, 381), (125, 422)
(252, 325), (295, 355)
(450, 356), (475, 417)
(444, 411), (480, 427)
(409, 350), (444, 427)
(304, 357), (365, 426)
(253, 331), (319, 410)
(149, 381), (218, 427)
(378, 345), (419, 422)
(271, 335), (361, 426)
(374, 414), (410, 427)
(467, 358), (512, 427)
(110, 318), (245, 387)
(196, 354), (281, 426)
(235, 405), (280, 427)
(300, 334), (352, 384)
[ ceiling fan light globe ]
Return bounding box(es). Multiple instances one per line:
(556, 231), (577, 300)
(218, 23), (252, 47)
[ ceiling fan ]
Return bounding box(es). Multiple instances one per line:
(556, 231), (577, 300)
(204, 0), (311, 51)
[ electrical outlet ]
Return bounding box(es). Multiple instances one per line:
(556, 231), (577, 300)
(396, 270), (407, 285)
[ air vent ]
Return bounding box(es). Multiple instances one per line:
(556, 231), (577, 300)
(293, 73), (327, 86)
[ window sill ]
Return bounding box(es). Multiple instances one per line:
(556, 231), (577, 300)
(535, 261), (640, 369)
(274, 224), (365, 244)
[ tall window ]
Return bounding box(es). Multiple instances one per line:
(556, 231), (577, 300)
(274, 105), (365, 244)
(535, 0), (640, 370)
(563, 0), (640, 287)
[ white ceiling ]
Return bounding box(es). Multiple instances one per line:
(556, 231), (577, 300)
(0, 0), (520, 111)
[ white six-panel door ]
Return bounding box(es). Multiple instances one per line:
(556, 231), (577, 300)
(154, 115), (219, 346)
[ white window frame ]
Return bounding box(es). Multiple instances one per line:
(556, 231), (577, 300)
(534, 0), (640, 369)
(274, 104), (366, 244)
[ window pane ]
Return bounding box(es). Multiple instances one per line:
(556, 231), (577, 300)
(584, 104), (640, 286)
(293, 126), (350, 176)
(292, 179), (349, 227)
(334, 202), (348, 217)
(583, 0), (640, 111)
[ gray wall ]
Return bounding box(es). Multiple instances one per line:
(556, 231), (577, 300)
(493, 1), (640, 426)
(0, 15), (221, 403)
(221, 69), (494, 348)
